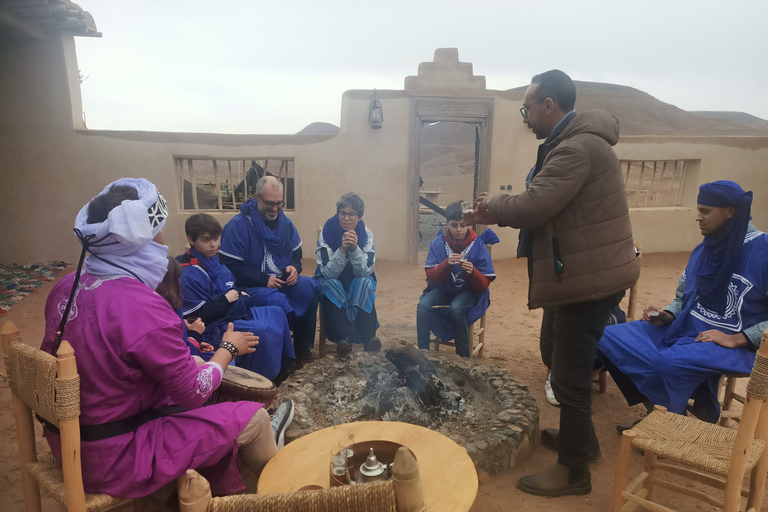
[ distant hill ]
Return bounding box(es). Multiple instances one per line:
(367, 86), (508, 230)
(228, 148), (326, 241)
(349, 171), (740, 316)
(690, 111), (768, 133)
(295, 122), (340, 135)
(510, 81), (768, 136)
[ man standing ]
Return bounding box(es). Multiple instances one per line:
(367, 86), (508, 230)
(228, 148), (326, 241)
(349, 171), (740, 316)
(219, 176), (319, 362)
(466, 70), (639, 496)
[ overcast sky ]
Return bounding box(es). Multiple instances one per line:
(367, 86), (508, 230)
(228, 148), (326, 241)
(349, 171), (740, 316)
(75, 1), (768, 135)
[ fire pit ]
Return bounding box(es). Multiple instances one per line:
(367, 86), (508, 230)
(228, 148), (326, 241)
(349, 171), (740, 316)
(278, 343), (539, 477)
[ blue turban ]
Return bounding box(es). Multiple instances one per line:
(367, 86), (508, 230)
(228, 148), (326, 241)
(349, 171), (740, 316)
(695, 180), (752, 315)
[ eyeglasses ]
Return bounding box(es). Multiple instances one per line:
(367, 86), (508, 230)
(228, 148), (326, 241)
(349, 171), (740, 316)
(520, 99), (546, 119)
(338, 211), (359, 219)
(260, 198), (285, 209)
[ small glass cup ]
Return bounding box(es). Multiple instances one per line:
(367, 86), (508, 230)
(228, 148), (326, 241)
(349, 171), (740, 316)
(330, 454), (350, 487)
(338, 443), (355, 471)
(461, 201), (473, 214)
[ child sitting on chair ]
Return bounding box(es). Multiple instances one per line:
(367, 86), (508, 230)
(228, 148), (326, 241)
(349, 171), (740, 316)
(177, 213), (295, 380)
(417, 201), (496, 358)
(155, 256), (214, 358)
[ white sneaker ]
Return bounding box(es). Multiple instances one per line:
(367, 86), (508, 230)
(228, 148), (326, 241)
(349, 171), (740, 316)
(270, 399), (295, 450)
(545, 372), (560, 407)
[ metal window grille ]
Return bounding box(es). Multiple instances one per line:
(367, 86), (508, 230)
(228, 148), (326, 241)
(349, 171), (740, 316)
(622, 160), (688, 207)
(174, 157), (295, 211)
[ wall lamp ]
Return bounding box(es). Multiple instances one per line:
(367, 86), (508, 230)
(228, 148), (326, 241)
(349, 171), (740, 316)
(369, 89), (383, 129)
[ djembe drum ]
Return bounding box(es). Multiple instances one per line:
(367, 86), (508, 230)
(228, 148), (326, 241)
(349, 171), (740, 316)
(207, 365), (277, 409)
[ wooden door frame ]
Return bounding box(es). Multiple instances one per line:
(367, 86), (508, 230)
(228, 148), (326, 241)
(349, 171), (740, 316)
(407, 97), (494, 264)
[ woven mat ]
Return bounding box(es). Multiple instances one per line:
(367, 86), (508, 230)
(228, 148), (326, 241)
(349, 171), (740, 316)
(0, 262), (67, 317)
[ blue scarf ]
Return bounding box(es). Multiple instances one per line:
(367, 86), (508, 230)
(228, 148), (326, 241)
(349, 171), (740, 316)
(188, 247), (231, 294)
(695, 180), (753, 315)
(321, 215), (368, 252)
(241, 198), (296, 256)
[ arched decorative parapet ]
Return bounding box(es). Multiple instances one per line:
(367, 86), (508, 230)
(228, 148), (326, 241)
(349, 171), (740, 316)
(405, 48), (486, 90)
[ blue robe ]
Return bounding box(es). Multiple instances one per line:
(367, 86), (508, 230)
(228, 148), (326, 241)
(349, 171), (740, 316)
(314, 215), (377, 322)
(421, 229), (498, 342)
(178, 249), (295, 380)
(219, 199), (317, 319)
(598, 228), (768, 421)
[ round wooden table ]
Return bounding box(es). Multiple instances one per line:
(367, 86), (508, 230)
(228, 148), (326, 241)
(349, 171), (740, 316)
(257, 421), (478, 512)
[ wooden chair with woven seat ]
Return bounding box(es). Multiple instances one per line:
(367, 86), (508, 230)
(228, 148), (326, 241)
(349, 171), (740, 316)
(718, 372), (751, 426)
(610, 328), (768, 512)
(177, 446), (425, 512)
(2, 321), (163, 512)
(429, 243), (492, 359)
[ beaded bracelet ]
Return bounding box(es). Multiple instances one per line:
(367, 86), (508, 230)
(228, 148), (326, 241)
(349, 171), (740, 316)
(219, 340), (239, 359)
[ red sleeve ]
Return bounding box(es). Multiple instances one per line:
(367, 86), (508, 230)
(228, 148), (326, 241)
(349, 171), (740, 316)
(467, 269), (491, 290)
(425, 259), (451, 283)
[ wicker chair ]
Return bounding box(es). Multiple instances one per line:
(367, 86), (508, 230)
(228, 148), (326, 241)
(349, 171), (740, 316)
(1, 321), (165, 512)
(177, 446), (425, 512)
(718, 372), (751, 426)
(610, 329), (768, 512)
(429, 243), (492, 359)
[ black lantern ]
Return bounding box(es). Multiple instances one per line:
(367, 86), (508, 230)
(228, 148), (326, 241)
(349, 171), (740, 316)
(369, 89), (383, 129)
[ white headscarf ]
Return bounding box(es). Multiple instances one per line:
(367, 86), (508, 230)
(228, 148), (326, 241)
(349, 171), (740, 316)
(74, 178), (170, 290)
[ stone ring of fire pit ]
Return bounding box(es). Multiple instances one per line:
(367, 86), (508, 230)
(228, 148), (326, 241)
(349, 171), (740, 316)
(278, 343), (539, 477)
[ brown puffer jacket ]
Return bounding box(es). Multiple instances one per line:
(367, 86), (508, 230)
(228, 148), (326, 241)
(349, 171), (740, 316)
(488, 110), (639, 308)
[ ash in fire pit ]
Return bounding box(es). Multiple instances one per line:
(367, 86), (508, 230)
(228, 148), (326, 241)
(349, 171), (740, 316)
(278, 343), (539, 477)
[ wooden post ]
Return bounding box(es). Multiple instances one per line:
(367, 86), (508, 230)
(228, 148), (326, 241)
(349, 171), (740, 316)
(647, 161), (657, 206)
(392, 447), (426, 512)
(243, 161), (248, 196)
(719, 375), (738, 426)
(610, 430), (636, 512)
(636, 161), (645, 207)
(642, 450), (658, 501)
(188, 159), (199, 210)
(1, 322), (43, 512)
(467, 323), (475, 359)
(658, 161), (668, 205)
(178, 469), (212, 512)
(747, 329), (768, 512)
(747, 398), (768, 511)
(674, 160), (686, 206)
(57, 340), (87, 512)
(212, 160), (223, 210)
(176, 158), (185, 208)
(227, 160), (237, 209)
(726, 341), (768, 512)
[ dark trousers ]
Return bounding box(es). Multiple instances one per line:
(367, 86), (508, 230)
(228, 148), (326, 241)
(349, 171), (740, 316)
(321, 295), (378, 344)
(416, 288), (483, 358)
(280, 276), (319, 351)
(540, 291), (624, 470)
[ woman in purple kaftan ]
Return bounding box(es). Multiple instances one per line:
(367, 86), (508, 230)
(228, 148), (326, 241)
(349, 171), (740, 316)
(41, 178), (279, 498)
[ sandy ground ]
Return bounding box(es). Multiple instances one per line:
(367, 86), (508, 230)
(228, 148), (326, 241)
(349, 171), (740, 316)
(0, 251), (755, 511)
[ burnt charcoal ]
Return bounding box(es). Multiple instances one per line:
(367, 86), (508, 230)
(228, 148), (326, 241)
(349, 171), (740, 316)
(385, 345), (435, 375)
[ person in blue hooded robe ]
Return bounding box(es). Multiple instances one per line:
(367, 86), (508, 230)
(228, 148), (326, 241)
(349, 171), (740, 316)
(219, 176), (319, 362)
(315, 192), (379, 355)
(177, 213), (295, 380)
(417, 201), (498, 358)
(598, 181), (768, 424)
